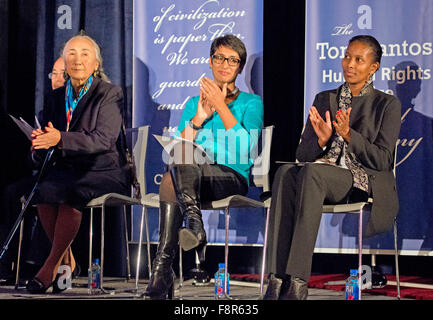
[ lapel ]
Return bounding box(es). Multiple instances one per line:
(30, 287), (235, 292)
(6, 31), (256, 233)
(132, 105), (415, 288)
(68, 77), (100, 131)
(328, 86), (340, 121)
(328, 84), (376, 127)
(349, 84), (375, 127)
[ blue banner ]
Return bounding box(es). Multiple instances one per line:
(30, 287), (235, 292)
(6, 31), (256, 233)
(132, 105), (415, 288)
(133, 0), (264, 244)
(306, 0), (433, 254)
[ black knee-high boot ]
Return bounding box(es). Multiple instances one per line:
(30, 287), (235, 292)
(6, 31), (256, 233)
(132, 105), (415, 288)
(143, 201), (183, 300)
(170, 165), (207, 254)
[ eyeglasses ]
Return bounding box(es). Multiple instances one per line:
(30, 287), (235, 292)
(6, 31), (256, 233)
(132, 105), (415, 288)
(211, 54), (240, 66)
(48, 72), (65, 80)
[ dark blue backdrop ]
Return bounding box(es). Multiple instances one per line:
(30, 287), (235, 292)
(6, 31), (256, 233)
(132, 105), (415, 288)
(132, 0), (266, 246)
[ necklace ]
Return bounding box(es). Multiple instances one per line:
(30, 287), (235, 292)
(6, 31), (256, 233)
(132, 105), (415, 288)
(226, 86), (239, 98)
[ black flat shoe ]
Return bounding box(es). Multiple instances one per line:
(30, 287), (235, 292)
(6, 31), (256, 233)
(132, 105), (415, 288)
(262, 273), (283, 300)
(372, 268), (387, 288)
(279, 276), (308, 300)
(52, 273), (72, 294)
(26, 277), (52, 294)
(52, 263), (79, 293)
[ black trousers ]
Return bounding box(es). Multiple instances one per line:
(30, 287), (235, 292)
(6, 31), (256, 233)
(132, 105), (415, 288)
(168, 163), (248, 203)
(265, 163), (368, 282)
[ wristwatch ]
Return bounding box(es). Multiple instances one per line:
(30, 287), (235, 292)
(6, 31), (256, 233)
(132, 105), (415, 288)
(189, 119), (203, 130)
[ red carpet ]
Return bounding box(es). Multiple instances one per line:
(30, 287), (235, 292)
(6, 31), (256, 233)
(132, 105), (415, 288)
(230, 274), (433, 300)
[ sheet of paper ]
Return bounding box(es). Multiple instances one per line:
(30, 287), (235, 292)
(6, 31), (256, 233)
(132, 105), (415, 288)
(9, 115), (34, 141)
(153, 134), (212, 164)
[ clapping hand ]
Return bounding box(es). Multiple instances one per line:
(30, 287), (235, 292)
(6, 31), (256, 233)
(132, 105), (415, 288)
(31, 122), (61, 150)
(199, 77), (227, 112)
(308, 106), (332, 147)
(195, 87), (215, 123)
(333, 108), (352, 142)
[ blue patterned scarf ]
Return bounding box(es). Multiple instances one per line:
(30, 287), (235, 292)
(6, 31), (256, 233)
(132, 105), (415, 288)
(65, 75), (94, 131)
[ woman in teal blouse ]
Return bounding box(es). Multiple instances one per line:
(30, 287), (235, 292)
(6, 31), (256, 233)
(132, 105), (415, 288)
(144, 34), (264, 300)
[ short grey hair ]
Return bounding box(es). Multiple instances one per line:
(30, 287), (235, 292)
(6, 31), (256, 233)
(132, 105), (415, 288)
(62, 31), (110, 83)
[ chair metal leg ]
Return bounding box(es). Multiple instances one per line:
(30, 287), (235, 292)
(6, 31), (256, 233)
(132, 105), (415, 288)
(89, 207), (94, 282)
(358, 208), (363, 300)
(100, 205), (106, 292)
(14, 198), (27, 289)
(123, 205), (131, 281)
(179, 246), (183, 288)
(178, 245), (183, 300)
(143, 207), (152, 280)
(224, 207), (232, 299)
(393, 217), (401, 300)
(135, 205), (146, 290)
(135, 205), (152, 291)
(260, 207), (270, 295)
(14, 219), (24, 289)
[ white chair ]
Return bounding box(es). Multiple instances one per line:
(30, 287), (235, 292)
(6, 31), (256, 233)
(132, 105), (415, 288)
(86, 125), (155, 293)
(321, 148), (401, 300)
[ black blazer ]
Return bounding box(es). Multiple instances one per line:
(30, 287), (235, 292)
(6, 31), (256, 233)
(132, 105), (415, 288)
(296, 85), (402, 236)
(42, 77), (125, 172)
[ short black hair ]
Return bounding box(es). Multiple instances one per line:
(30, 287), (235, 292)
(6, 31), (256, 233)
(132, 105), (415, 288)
(349, 35), (382, 64)
(210, 34), (247, 73)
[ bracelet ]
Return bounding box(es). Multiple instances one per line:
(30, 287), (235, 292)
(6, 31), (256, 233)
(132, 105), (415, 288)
(189, 119), (203, 130)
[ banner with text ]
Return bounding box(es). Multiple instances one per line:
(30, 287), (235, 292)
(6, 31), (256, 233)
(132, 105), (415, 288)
(133, 0), (264, 244)
(306, 0), (433, 254)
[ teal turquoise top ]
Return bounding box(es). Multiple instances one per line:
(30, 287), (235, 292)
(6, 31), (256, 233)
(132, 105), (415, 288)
(175, 91), (264, 184)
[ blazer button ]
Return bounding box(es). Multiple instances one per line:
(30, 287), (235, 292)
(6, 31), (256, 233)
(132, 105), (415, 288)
(369, 174), (376, 180)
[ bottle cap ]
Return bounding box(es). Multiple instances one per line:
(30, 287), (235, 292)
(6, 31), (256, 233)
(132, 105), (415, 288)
(350, 269), (358, 276)
(218, 263), (225, 269)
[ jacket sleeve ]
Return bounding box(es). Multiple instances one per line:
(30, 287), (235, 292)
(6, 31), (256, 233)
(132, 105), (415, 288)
(347, 96), (401, 171)
(59, 86), (123, 155)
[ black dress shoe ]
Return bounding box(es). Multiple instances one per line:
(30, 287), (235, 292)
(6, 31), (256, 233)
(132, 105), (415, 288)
(52, 273), (71, 294)
(26, 277), (52, 294)
(280, 276), (308, 300)
(372, 268), (387, 288)
(52, 263), (80, 293)
(262, 273), (284, 300)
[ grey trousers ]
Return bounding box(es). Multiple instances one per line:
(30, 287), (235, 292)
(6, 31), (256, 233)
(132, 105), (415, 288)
(265, 163), (361, 281)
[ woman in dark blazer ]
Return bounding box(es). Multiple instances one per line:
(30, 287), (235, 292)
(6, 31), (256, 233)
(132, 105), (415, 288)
(26, 34), (129, 293)
(263, 35), (401, 300)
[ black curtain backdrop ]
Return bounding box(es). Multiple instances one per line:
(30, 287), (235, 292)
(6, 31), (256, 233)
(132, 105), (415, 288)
(263, 1), (305, 184)
(0, 0), (305, 277)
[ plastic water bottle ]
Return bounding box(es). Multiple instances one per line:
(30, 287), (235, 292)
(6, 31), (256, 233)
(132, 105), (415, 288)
(88, 258), (101, 295)
(345, 269), (359, 300)
(214, 263), (229, 299)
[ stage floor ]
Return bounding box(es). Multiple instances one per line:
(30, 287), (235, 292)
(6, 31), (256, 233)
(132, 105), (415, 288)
(0, 276), (406, 300)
